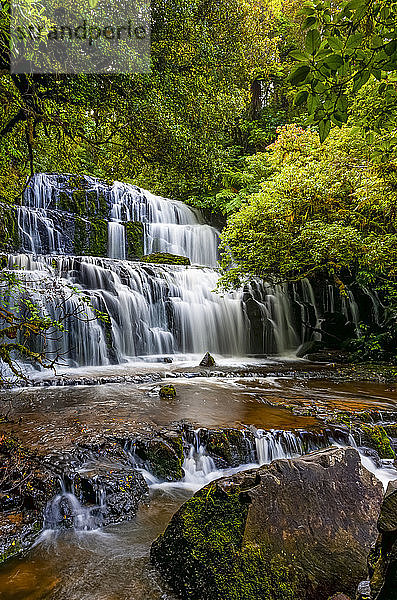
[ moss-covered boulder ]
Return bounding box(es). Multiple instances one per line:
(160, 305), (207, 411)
(151, 447), (383, 600)
(199, 352), (216, 367)
(197, 427), (255, 468)
(159, 385), (176, 400)
(135, 436), (184, 481)
(141, 252), (190, 265)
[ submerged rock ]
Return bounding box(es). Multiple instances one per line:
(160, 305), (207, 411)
(199, 352), (216, 367)
(368, 480), (397, 600)
(151, 447), (383, 600)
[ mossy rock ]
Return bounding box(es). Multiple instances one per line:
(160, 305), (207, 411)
(359, 425), (395, 459)
(382, 424), (397, 438)
(73, 216), (108, 257)
(0, 204), (20, 252)
(199, 352), (216, 367)
(135, 436), (184, 481)
(141, 252), (190, 266)
(159, 385), (176, 400)
(151, 447), (383, 600)
(124, 221), (144, 259)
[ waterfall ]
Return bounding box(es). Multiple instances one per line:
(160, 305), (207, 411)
(2, 173), (378, 370)
(17, 173), (220, 267)
(5, 254), (248, 365)
(255, 429), (303, 464)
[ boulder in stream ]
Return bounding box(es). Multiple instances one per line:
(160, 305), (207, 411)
(159, 385), (176, 399)
(151, 447), (383, 600)
(199, 352), (216, 367)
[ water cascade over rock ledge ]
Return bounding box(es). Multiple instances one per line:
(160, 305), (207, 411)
(0, 173), (383, 374)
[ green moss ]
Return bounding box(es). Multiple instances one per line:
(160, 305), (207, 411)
(152, 482), (299, 600)
(124, 221), (144, 259)
(73, 216), (108, 257)
(141, 252), (190, 265)
(0, 204), (20, 252)
(0, 538), (23, 565)
(383, 424), (397, 438)
(360, 425), (395, 459)
(137, 437), (184, 481)
(58, 185), (109, 220)
(159, 385), (176, 399)
(206, 431), (233, 464)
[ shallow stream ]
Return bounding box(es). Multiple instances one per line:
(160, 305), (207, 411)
(1, 359), (397, 600)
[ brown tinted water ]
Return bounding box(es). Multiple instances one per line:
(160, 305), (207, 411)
(0, 366), (396, 599)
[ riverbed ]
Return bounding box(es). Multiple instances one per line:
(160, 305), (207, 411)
(0, 359), (396, 600)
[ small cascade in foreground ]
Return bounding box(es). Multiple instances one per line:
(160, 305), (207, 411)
(132, 427), (349, 492)
(43, 478), (101, 532)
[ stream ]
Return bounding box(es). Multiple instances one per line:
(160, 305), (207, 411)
(1, 361), (397, 600)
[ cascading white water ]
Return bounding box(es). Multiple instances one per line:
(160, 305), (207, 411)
(244, 281), (300, 352)
(43, 489), (99, 531)
(255, 429), (303, 464)
(6, 253), (248, 365)
(4, 173), (372, 369)
(134, 428), (397, 493)
(18, 173), (220, 267)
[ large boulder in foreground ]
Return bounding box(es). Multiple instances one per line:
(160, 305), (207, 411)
(151, 448), (383, 600)
(368, 479), (397, 600)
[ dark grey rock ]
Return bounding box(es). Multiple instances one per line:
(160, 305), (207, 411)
(151, 447), (383, 600)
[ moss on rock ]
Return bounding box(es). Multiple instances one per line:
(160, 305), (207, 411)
(159, 385), (176, 400)
(141, 252), (190, 265)
(359, 425), (395, 459)
(73, 216), (108, 257)
(151, 448), (383, 600)
(0, 204), (20, 252)
(124, 221), (144, 259)
(151, 479), (298, 600)
(135, 436), (184, 481)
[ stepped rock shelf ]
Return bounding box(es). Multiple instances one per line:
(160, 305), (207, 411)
(0, 173), (384, 375)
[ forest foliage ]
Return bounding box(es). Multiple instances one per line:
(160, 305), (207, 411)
(0, 0), (397, 363)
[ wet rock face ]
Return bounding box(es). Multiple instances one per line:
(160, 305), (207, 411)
(0, 436), (59, 563)
(199, 352), (216, 367)
(134, 434), (184, 481)
(151, 447), (383, 600)
(77, 468), (148, 526)
(368, 480), (397, 600)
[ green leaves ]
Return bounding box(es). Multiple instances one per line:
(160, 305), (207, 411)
(324, 54), (343, 70)
(295, 90), (309, 106)
(290, 0), (397, 142)
(288, 65), (310, 85)
(305, 29), (321, 54)
(318, 119), (331, 142)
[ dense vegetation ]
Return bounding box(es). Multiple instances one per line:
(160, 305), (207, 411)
(0, 0), (396, 365)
